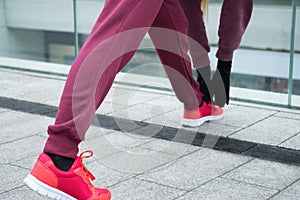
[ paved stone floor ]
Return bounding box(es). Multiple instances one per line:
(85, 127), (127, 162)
(0, 68), (300, 200)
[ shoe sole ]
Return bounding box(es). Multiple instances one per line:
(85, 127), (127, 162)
(181, 112), (224, 127)
(24, 174), (76, 200)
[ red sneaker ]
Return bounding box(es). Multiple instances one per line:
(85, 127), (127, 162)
(182, 102), (224, 127)
(24, 150), (111, 200)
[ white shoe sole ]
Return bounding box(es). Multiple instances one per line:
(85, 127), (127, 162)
(181, 112), (224, 127)
(24, 174), (75, 200)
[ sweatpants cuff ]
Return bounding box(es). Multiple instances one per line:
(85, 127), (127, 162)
(216, 50), (233, 62)
(44, 133), (80, 159)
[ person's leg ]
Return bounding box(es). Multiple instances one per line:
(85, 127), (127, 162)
(148, 0), (201, 111)
(179, 0), (213, 104)
(213, 0), (253, 106)
(179, 0), (210, 66)
(149, 0), (223, 127)
(44, 0), (165, 159)
(25, 1), (167, 199)
(216, 0), (253, 61)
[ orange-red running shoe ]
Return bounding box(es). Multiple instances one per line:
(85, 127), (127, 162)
(24, 150), (111, 200)
(182, 102), (224, 127)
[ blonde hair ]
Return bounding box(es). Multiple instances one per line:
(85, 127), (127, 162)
(201, 0), (209, 18)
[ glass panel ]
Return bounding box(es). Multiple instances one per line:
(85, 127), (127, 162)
(76, 0), (105, 49)
(76, 0), (163, 77)
(206, 0), (294, 105)
(74, 0), (298, 106)
(0, 0), (298, 107)
(0, 0), (75, 65)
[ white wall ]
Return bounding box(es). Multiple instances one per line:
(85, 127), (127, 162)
(0, 0), (106, 62)
(4, 0), (299, 51)
(0, 0), (46, 60)
(206, 4), (300, 51)
(5, 0), (105, 34)
(0, 0), (9, 57)
(0, 0), (5, 28)
(5, 0), (74, 32)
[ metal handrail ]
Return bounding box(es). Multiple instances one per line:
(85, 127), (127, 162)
(73, 0), (79, 57)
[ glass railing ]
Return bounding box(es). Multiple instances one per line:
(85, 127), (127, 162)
(0, 0), (299, 108)
(294, 1), (300, 108)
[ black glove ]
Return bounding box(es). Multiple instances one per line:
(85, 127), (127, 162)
(196, 66), (213, 104)
(212, 60), (232, 107)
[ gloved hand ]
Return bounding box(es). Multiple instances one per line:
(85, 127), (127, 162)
(196, 66), (213, 104)
(212, 60), (232, 107)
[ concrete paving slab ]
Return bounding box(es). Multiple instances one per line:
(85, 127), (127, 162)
(144, 107), (183, 128)
(144, 95), (182, 111)
(271, 180), (300, 200)
(0, 135), (45, 164)
(145, 107), (242, 138)
(0, 108), (9, 113)
(138, 149), (251, 190)
(100, 130), (154, 149)
(84, 125), (114, 140)
(0, 164), (28, 194)
(9, 73), (57, 84)
(109, 89), (162, 107)
(80, 134), (123, 159)
(109, 177), (185, 200)
(10, 153), (40, 170)
(0, 186), (48, 200)
(107, 102), (167, 122)
(14, 76), (63, 91)
(196, 122), (241, 137)
(176, 177), (277, 200)
(138, 138), (200, 156)
(0, 69), (23, 79)
(96, 101), (127, 115)
(103, 86), (134, 103)
(0, 110), (39, 127)
(274, 111), (300, 121)
(107, 94), (182, 122)
(223, 159), (300, 190)
(100, 147), (177, 174)
(1, 84), (29, 98)
(17, 86), (63, 106)
(1, 76), (63, 99)
(279, 133), (300, 150)
(213, 105), (277, 128)
(145, 108), (218, 131)
(230, 116), (300, 146)
(85, 160), (135, 188)
(0, 115), (53, 144)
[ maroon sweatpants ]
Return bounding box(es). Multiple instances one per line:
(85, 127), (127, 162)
(44, 0), (202, 158)
(179, 0), (253, 66)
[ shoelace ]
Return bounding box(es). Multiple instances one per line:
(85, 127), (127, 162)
(78, 150), (100, 197)
(79, 150), (96, 181)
